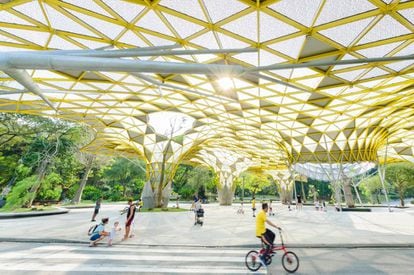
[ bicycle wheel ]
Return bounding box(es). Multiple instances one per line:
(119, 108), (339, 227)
(281, 251), (299, 273)
(245, 250), (262, 271)
(265, 254), (272, 265)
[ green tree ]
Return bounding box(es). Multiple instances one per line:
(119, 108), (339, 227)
(37, 172), (63, 201)
(103, 157), (146, 199)
(172, 164), (193, 193)
(359, 175), (384, 204)
(385, 162), (414, 207)
(186, 166), (215, 199)
(242, 172), (272, 198)
(2, 176), (37, 211)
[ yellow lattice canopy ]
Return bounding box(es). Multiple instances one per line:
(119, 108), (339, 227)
(0, 0), (414, 171)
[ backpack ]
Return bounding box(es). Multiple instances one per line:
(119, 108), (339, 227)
(88, 224), (98, 236)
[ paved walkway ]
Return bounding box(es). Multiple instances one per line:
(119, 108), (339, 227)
(0, 202), (413, 247)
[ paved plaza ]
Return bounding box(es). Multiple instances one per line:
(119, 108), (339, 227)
(1, 203), (413, 247)
(1, 203), (414, 274)
(1, 242), (413, 274)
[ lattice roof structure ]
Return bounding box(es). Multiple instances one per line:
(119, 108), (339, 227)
(293, 162), (375, 182)
(0, 0), (414, 173)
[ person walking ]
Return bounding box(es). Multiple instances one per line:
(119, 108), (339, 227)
(252, 197), (256, 217)
(91, 198), (101, 222)
(296, 194), (303, 211)
(122, 199), (136, 240)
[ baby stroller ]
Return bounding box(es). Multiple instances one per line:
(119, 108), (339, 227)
(195, 208), (204, 226)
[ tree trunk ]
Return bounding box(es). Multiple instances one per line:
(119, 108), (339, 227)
(72, 155), (95, 204)
(27, 157), (49, 208)
(122, 181), (127, 198)
(399, 192), (405, 207)
(279, 184), (293, 204)
(59, 187), (68, 202)
(161, 181), (172, 208)
(218, 184), (233, 205)
(376, 191), (381, 204)
(0, 176), (16, 208)
(343, 178), (355, 208)
(301, 181), (306, 203)
(156, 139), (172, 207)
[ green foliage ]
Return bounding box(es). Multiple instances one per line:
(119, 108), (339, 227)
(105, 184), (124, 201)
(300, 178), (332, 201)
(102, 157), (146, 197)
(173, 164), (193, 192)
(0, 153), (18, 187)
(82, 185), (103, 201)
(173, 165), (215, 199)
(37, 173), (63, 201)
(241, 173), (272, 197)
(3, 176), (38, 211)
(359, 175), (386, 204)
(385, 162), (414, 206)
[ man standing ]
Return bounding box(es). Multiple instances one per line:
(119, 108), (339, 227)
(91, 198), (101, 222)
(256, 203), (281, 266)
(123, 199), (136, 240)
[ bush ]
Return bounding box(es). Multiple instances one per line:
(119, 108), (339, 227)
(82, 186), (103, 201)
(37, 173), (62, 201)
(105, 184), (124, 201)
(3, 176), (37, 211)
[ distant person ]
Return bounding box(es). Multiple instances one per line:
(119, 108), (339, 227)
(123, 199), (136, 240)
(237, 201), (245, 214)
(89, 217), (109, 247)
(136, 199), (143, 212)
(194, 198), (202, 225)
(190, 194), (198, 211)
(91, 198), (101, 222)
(315, 200), (320, 211)
(251, 197), (256, 217)
(108, 221), (122, 246)
(269, 200), (274, 216)
(296, 195), (303, 211)
(256, 203), (281, 266)
(335, 202), (340, 212)
(322, 200), (327, 212)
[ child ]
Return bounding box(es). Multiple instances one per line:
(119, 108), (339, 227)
(108, 221), (122, 246)
(269, 200), (274, 216)
(237, 202), (245, 214)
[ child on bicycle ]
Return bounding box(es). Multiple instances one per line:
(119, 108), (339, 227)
(256, 202), (281, 266)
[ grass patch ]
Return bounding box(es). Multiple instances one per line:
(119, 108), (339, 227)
(140, 207), (187, 213)
(0, 206), (57, 213)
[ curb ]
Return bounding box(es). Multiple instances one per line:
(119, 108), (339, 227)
(62, 206), (94, 209)
(0, 209), (69, 219)
(0, 238), (413, 249)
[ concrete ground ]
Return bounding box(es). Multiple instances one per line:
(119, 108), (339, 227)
(0, 202), (413, 247)
(1, 242), (414, 274)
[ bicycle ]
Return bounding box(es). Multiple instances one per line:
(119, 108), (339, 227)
(245, 228), (299, 273)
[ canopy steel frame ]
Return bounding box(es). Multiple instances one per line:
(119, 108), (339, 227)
(377, 136), (392, 213)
